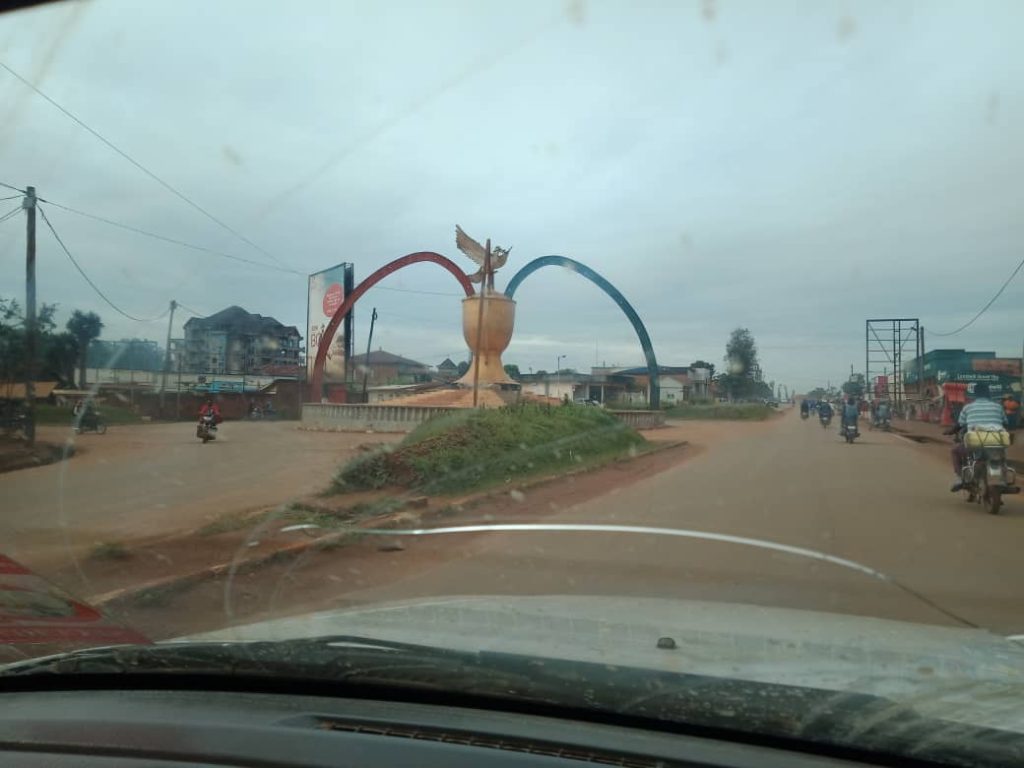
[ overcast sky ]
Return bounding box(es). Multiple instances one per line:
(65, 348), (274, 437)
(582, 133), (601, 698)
(0, 0), (1022, 391)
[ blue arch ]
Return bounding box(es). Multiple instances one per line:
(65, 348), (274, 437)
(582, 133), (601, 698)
(505, 255), (661, 408)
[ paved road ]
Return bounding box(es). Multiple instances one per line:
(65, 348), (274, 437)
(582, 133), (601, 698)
(300, 411), (1024, 635)
(0, 422), (397, 563)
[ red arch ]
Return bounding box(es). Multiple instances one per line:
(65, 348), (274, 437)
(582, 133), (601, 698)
(310, 252), (475, 400)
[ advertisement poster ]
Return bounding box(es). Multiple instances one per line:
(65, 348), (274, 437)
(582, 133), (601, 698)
(307, 263), (354, 383)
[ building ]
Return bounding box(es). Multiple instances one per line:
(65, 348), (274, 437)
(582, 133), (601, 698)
(903, 349), (1022, 400)
(436, 358), (460, 381)
(518, 365), (701, 406)
(183, 306), (301, 375)
(350, 350), (432, 385)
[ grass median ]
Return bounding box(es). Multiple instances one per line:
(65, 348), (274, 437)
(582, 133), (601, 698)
(331, 403), (647, 496)
(33, 403), (143, 425)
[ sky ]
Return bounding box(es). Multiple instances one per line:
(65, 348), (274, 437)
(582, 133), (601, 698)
(0, 0), (1022, 393)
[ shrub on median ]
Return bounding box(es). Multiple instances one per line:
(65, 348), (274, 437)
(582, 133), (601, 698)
(331, 403), (646, 495)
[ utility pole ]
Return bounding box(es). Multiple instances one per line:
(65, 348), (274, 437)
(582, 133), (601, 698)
(159, 299), (177, 417)
(175, 342), (182, 421)
(360, 307), (378, 403)
(471, 240), (490, 408)
(23, 186), (36, 445)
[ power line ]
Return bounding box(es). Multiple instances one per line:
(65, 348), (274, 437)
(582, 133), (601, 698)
(0, 204), (22, 225)
(0, 194), (23, 202)
(37, 205), (171, 324)
(39, 198), (303, 275)
(175, 301), (206, 317)
(0, 179), (25, 193)
(928, 254), (1024, 337)
(0, 60), (291, 272)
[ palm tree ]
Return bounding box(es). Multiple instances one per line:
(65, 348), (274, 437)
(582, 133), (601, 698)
(66, 311), (103, 388)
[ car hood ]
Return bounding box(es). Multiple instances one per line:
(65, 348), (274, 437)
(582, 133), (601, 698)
(183, 595), (1024, 733)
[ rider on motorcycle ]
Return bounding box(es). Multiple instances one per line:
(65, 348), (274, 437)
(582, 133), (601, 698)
(800, 399), (810, 418)
(818, 400), (833, 421)
(840, 397), (860, 436)
(874, 399), (891, 427)
(198, 397), (222, 425)
(950, 383), (1007, 492)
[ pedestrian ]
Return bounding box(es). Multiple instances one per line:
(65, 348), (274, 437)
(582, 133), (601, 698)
(1004, 395), (1020, 431)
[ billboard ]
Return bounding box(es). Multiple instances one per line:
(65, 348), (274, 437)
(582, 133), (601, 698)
(307, 263), (354, 383)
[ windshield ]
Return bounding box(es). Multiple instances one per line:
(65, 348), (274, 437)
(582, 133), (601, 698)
(2, 1), (1024, 765)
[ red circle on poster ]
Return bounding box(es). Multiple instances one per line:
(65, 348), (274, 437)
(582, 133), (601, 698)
(322, 283), (343, 317)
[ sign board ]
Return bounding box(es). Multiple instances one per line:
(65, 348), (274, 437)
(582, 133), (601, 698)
(307, 263), (354, 383)
(0, 555), (149, 647)
(972, 358), (1023, 376)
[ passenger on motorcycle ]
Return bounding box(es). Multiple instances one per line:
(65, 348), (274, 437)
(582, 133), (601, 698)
(840, 397), (859, 436)
(818, 401), (833, 420)
(950, 383), (1007, 492)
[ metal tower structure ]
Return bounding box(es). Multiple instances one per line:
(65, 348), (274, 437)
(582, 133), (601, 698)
(865, 318), (923, 406)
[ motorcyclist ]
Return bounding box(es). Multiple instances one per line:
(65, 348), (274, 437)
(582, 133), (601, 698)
(818, 400), (833, 422)
(840, 397), (860, 436)
(949, 383), (1007, 492)
(800, 399), (809, 418)
(198, 397), (222, 425)
(875, 399), (891, 427)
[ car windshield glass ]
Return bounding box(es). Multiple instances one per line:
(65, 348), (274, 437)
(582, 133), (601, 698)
(2, 1), (1024, 766)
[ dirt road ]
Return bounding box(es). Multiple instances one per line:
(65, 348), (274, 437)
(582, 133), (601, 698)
(100, 411), (1024, 641)
(0, 422), (398, 563)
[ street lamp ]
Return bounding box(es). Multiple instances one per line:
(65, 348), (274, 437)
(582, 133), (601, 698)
(556, 355), (566, 400)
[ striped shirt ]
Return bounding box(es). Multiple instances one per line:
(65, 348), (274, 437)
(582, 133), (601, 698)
(958, 398), (1007, 429)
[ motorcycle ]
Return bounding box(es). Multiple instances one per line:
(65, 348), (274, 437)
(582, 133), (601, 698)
(820, 413), (832, 429)
(196, 413), (218, 443)
(73, 409), (106, 435)
(842, 422), (859, 444)
(800, 410), (809, 420)
(958, 428), (1020, 515)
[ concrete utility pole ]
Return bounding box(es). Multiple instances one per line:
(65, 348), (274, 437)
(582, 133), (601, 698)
(159, 299), (177, 417)
(23, 186), (36, 445)
(360, 307), (378, 403)
(471, 240), (490, 408)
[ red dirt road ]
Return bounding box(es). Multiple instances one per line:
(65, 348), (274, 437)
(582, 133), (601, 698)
(0, 422), (399, 564)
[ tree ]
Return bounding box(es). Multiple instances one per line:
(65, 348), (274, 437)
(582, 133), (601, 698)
(456, 360), (470, 376)
(0, 298), (57, 383)
(842, 373), (865, 398)
(720, 328), (762, 401)
(66, 310), (104, 388)
(503, 364), (521, 380)
(724, 328), (758, 377)
(42, 332), (79, 386)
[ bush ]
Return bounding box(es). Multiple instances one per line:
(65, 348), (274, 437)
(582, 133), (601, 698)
(333, 403), (645, 495)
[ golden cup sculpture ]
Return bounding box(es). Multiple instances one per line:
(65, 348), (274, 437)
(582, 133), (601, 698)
(456, 292), (517, 388)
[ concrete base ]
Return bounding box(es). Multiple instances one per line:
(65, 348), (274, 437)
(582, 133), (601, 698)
(302, 403), (667, 433)
(301, 403), (463, 432)
(607, 410), (667, 429)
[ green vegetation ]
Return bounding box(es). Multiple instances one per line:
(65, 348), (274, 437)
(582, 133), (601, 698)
(34, 403), (143, 425)
(89, 541), (130, 561)
(332, 403), (646, 495)
(665, 402), (776, 421)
